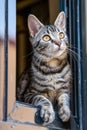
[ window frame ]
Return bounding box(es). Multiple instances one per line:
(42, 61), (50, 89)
(1, 0), (86, 130)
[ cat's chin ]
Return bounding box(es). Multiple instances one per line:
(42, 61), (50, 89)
(54, 48), (65, 54)
(56, 50), (68, 60)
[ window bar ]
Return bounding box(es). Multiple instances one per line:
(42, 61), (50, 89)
(81, 0), (87, 129)
(71, 0), (79, 119)
(3, 0), (8, 121)
(68, 0), (75, 118)
(69, 0), (83, 129)
(76, 0), (83, 129)
(67, 0), (79, 127)
(68, 0), (79, 121)
(59, 0), (67, 13)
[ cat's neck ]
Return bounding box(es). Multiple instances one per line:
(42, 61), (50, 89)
(47, 58), (68, 68)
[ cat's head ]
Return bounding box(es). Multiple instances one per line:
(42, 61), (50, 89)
(28, 12), (69, 61)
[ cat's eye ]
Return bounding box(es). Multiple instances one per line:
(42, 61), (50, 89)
(42, 35), (51, 42)
(59, 32), (65, 39)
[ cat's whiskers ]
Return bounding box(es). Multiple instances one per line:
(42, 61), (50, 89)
(69, 51), (78, 62)
(70, 49), (80, 57)
(68, 45), (82, 53)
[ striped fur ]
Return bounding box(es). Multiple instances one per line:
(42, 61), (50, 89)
(17, 12), (72, 125)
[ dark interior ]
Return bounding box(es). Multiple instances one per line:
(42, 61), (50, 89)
(17, 0), (50, 78)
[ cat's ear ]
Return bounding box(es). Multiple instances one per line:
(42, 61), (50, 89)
(28, 14), (44, 37)
(54, 12), (66, 31)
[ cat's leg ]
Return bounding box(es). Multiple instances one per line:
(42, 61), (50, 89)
(33, 95), (55, 125)
(57, 93), (70, 122)
(29, 95), (55, 125)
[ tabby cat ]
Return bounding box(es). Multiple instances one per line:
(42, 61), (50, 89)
(17, 12), (72, 125)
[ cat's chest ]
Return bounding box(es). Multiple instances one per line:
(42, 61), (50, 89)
(48, 74), (63, 81)
(46, 74), (66, 89)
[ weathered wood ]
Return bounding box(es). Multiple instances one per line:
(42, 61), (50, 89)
(8, 43), (16, 115)
(0, 121), (48, 130)
(0, 42), (5, 120)
(8, 102), (37, 125)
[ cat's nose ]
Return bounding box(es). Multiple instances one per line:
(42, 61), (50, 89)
(54, 40), (61, 47)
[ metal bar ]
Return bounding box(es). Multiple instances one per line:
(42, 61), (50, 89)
(68, 0), (76, 117)
(72, 0), (79, 119)
(81, 0), (87, 130)
(76, 0), (83, 129)
(59, 0), (67, 13)
(3, 0), (8, 121)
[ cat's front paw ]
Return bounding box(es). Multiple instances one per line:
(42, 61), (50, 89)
(58, 105), (70, 122)
(40, 105), (55, 125)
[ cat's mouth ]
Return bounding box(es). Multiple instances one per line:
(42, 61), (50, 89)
(53, 43), (67, 53)
(53, 45), (68, 59)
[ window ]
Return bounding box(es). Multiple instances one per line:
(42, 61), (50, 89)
(0, 0), (87, 130)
